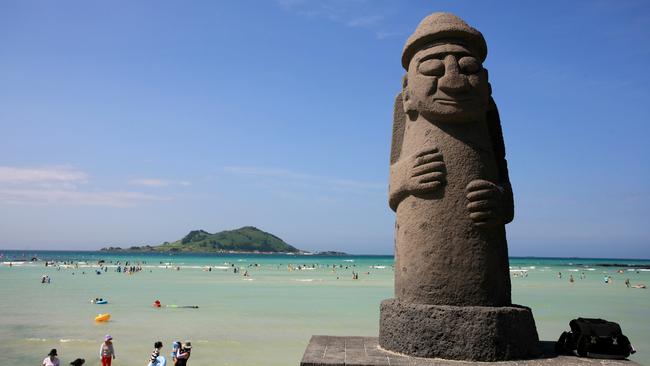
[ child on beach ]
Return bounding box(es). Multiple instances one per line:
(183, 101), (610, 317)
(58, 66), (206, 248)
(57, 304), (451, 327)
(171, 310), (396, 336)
(149, 341), (163, 365)
(99, 335), (115, 366)
(42, 349), (59, 366)
(171, 341), (180, 365)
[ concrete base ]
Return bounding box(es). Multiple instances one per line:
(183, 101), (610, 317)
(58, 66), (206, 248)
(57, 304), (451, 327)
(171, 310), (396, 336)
(379, 299), (539, 361)
(300, 336), (640, 366)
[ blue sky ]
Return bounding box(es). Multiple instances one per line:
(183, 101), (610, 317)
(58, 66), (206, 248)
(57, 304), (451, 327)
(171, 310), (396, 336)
(1, 1), (649, 257)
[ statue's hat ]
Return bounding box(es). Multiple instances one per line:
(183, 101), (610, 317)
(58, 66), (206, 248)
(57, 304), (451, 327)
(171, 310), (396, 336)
(402, 12), (487, 69)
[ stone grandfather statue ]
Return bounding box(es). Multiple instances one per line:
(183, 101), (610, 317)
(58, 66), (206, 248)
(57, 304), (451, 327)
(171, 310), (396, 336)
(299, 12), (641, 366)
(379, 13), (539, 361)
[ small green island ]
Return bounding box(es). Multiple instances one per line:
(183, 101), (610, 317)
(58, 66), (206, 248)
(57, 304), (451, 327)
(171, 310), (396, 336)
(101, 226), (301, 253)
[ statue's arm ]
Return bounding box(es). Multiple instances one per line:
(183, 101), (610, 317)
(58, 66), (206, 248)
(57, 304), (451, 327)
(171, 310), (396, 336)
(389, 92), (408, 212)
(388, 91), (446, 212)
(389, 159), (409, 211)
(497, 162), (514, 224)
(466, 98), (514, 228)
(486, 98), (514, 224)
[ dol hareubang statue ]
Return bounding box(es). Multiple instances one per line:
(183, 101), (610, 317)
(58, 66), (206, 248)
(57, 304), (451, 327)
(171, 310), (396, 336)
(389, 12), (512, 307)
(379, 13), (539, 361)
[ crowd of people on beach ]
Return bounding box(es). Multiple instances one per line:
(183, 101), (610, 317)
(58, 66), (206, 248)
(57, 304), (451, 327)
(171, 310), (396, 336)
(553, 271), (646, 288)
(32, 259), (369, 275)
(29, 257), (650, 290)
(31, 257), (650, 289)
(42, 336), (193, 366)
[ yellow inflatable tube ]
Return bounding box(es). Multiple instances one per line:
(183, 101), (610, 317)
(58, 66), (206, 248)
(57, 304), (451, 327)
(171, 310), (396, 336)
(95, 313), (110, 322)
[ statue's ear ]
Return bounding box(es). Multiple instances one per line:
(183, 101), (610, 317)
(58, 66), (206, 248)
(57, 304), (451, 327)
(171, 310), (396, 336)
(483, 68), (492, 96)
(391, 91), (407, 164)
(401, 74), (418, 120)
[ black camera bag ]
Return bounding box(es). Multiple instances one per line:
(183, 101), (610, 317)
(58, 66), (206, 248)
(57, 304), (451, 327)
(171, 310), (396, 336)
(556, 318), (635, 359)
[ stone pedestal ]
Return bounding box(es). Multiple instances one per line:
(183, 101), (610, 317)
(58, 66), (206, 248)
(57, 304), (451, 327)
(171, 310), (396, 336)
(379, 299), (539, 361)
(300, 336), (640, 366)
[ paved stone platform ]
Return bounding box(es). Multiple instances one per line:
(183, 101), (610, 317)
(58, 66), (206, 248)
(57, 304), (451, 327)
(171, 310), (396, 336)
(300, 336), (641, 366)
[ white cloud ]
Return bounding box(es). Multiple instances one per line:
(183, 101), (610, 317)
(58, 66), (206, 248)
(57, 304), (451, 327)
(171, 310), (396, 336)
(0, 189), (168, 207)
(224, 166), (302, 178)
(276, 0), (393, 34)
(130, 178), (170, 187)
(224, 166), (383, 191)
(129, 178), (192, 187)
(276, 0), (307, 11)
(375, 30), (401, 40)
(0, 166), (87, 184)
(0, 166), (170, 207)
(347, 15), (383, 28)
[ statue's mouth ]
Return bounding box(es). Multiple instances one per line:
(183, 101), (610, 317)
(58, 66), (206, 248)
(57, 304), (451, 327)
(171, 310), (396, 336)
(434, 98), (474, 105)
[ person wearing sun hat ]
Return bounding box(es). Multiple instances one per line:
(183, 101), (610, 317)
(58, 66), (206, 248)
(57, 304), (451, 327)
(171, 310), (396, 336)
(42, 349), (59, 366)
(175, 341), (192, 366)
(99, 334), (115, 366)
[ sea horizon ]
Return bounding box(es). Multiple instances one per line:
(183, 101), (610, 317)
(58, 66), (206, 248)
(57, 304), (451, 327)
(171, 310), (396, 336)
(2, 249), (650, 262)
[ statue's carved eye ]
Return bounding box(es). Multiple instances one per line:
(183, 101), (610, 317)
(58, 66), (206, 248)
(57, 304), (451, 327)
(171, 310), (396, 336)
(418, 59), (444, 77)
(459, 56), (480, 74)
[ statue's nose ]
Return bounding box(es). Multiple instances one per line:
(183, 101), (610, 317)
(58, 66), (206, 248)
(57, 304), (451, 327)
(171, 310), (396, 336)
(438, 55), (469, 93)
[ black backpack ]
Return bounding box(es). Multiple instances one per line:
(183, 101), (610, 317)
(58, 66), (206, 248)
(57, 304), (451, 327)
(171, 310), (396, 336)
(556, 318), (635, 359)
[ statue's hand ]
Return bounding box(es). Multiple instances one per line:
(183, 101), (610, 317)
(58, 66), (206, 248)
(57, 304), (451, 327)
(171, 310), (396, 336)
(406, 146), (446, 194)
(389, 146), (445, 211)
(466, 179), (504, 228)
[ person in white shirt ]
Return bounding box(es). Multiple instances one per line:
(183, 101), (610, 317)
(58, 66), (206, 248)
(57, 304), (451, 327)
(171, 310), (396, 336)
(42, 349), (59, 366)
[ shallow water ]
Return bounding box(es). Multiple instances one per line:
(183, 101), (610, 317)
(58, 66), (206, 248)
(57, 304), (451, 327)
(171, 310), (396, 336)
(1, 251), (648, 365)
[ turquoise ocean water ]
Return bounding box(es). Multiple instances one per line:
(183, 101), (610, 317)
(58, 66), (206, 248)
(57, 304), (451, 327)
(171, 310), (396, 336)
(1, 251), (649, 365)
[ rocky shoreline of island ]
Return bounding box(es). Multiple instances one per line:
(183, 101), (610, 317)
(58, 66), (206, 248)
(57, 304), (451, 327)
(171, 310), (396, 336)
(99, 226), (348, 256)
(99, 247), (348, 256)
